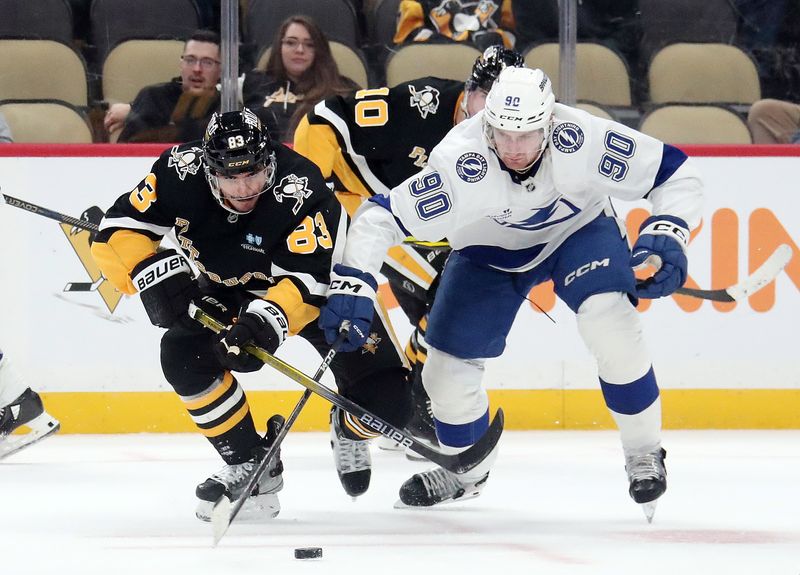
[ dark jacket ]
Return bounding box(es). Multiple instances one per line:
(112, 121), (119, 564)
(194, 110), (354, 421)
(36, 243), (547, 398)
(119, 78), (221, 143)
(242, 72), (359, 143)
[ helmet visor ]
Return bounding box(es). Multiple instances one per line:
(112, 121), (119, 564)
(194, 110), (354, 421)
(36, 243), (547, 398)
(209, 162), (274, 213)
(486, 125), (547, 171)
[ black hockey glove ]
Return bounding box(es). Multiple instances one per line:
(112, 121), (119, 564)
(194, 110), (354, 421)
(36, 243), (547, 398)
(130, 249), (198, 328)
(213, 300), (288, 372)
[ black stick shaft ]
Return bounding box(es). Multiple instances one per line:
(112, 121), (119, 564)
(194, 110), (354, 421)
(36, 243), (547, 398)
(1, 193), (99, 232)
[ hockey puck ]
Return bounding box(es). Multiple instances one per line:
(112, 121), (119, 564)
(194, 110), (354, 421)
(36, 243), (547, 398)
(294, 547), (323, 559)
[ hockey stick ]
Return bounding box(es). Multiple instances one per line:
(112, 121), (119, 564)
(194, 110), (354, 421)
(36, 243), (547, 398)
(189, 304), (504, 473)
(0, 193), (99, 233)
(402, 236), (450, 250)
(210, 323), (350, 546)
(666, 244), (793, 302)
(64, 277), (105, 292)
(403, 236), (794, 303)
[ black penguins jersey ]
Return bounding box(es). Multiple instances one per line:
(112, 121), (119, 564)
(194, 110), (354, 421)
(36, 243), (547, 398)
(294, 77), (464, 212)
(91, 142), (347, 335)
(293, 77), (459, 307)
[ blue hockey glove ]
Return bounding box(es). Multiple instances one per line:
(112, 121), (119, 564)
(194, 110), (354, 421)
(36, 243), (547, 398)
(319, 264), (377, 352)
(630, 215), (689, 299)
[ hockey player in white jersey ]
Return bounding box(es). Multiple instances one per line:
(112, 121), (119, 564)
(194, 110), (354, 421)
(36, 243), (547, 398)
(319, 66), (703, 520)
(0, 348), (60, 459)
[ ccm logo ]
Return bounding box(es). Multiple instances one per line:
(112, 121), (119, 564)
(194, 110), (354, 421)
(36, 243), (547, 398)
(228, 160), (250, 167)
(500, 114), (523, 121)
(653, 222), (688, 243)
(135, 255), (188, 291)
(564, 258), (610, 286)
(330, 279), (363, 293)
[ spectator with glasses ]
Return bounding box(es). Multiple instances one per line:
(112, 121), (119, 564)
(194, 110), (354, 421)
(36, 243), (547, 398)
(243, 15), (359, 143)
(104, 29), (222, 143)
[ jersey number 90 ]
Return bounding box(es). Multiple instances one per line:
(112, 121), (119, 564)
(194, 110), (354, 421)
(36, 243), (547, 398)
(408, 172), (451, 220)
(598, 130), (635, 182)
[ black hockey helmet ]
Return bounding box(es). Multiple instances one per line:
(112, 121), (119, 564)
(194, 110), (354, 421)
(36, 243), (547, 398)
(203, 107), (275, 177)
(203, 108), (277, 214)
(465, 45), (526, 94)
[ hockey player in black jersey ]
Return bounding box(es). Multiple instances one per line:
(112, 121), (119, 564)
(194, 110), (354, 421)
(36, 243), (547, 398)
(293, 45), (524, 456)
(91, 108), (413, 517)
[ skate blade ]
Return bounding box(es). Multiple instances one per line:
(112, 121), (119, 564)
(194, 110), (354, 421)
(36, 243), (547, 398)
(641, 500), (658, 523)
(0, 418), (60, 461)
(197, 493), (279, 523)
(376, 436), (404, 452)
(403, 437), (438, 462)
(393, 490), (483, 509)
(404, 449), (429, 462)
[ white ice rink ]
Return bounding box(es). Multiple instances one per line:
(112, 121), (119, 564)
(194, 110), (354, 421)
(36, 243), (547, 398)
(2, 430), (799, 575)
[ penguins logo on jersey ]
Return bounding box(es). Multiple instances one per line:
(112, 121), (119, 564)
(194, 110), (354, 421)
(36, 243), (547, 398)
(552, 123), (585, 154)
(273, 174), (312, 215)
(167, 145), (204, 180)
(408, 85), (441, 119)
(455, 152), (488, 183)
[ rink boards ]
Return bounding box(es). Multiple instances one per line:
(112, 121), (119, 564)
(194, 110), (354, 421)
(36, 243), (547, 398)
(0, 144), (797, 432)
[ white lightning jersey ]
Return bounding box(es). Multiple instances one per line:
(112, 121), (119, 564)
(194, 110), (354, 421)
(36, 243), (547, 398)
(342, 104), (703, 275)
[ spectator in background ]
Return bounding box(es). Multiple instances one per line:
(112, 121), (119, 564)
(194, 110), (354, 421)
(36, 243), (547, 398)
(747, 99), (800, 144)
(242, 15), (359, 143)
(104, 30), (222, 143)
(0, 112), (12, 143)
(393, 0), (516, 51)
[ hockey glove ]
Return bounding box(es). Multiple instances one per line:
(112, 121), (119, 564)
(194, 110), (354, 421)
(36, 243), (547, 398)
(630, 215), (689, 299)
(319, 264), (377, 352)
(130, 249), (198, 328)
(214, 299), (288, 372)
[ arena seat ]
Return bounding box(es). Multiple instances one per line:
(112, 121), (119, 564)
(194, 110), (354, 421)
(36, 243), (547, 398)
(0, 100), (94, 143)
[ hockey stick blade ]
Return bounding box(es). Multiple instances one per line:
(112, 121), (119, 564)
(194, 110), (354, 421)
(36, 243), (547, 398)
(210, 328), (348, 546)
(64, 277), (104, 292)
(190, 305), (504, 475)
(1, 192), (99, 232)
(672, 244), (793, 302)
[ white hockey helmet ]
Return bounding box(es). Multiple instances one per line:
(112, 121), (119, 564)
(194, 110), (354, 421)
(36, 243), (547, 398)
(483, 67), (555, 169)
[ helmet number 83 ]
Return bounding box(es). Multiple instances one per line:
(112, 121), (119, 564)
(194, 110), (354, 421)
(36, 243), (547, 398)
(227, 135), (245, 149)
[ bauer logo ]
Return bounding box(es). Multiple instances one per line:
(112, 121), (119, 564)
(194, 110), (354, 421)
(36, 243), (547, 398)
(455, 152), (488, 183)
(552, 122), (584, 154)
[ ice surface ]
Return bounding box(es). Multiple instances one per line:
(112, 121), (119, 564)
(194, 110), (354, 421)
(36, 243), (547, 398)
(2, 430), (798, 575)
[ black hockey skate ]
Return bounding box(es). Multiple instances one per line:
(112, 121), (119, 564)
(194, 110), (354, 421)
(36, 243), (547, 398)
(0, 388), (60, 460)
(376, 376), (439, 459)
(403, 391), (439, 461)
(330, 406), (371, 498)
(397, 467), (489, 507)
(195, 414), (285, 522)
(625, 447), (667, 523)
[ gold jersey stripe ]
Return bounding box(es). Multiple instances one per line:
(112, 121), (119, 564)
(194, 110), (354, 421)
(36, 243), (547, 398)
(181, 372), (234, 411)
(342, 410), (380, 439)
(197, 400), (251, 438)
